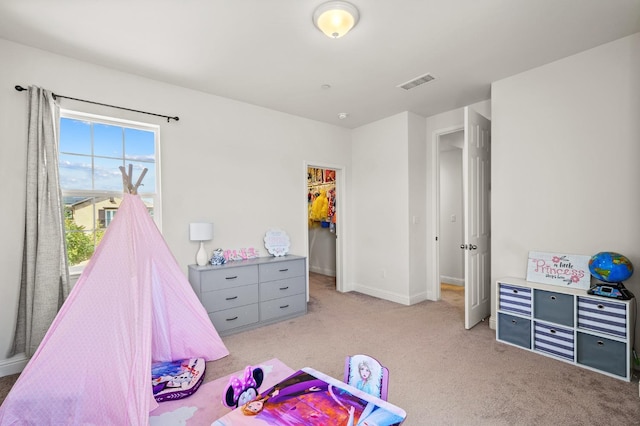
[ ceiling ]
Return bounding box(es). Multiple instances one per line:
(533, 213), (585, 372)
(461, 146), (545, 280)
(1, 0), (639, 129)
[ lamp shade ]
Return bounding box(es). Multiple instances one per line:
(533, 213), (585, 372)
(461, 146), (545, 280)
(313, 1), (359, 38)
(189, 222), (213, 241)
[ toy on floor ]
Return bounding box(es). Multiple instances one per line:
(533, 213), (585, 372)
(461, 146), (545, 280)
(223, 365), (264, 408)
(152, 358), (206, 402)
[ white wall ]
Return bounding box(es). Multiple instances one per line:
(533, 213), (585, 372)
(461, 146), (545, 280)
(439, 148), (464, 285)
(491, 33), (640, 342)
(351, 113), (411, 303)
(0, 38), (352, 374)
(407, 112), (428, 302)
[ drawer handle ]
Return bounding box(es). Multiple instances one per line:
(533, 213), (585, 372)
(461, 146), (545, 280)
(279, 286), (289, 290)
(597, 340), (604, 346)
(226, 316), (238, 321)
(225, 296), (238, 301)
(549, 329), (556, 334)
(511, 319), (517, 324)
(279, 268), (289, 272)
(280, 304), (290, 309)
(225, 276), (238, 280)
(512, 289), (519, 294)
(597, 304), (604, 310)
(550, 296), (556, 300)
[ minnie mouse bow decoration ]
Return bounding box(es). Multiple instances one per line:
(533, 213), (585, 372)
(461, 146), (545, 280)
(222, 365), (264, 408)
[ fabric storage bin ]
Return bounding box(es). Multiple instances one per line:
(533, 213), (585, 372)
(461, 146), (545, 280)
(577, 297), (627, 338)
(576, 332), (626, 377)
(534, 289), (573, 327)
(534, 321), (574, 361)
(499, 283), (532, 316)
(498, 312), (531, 349)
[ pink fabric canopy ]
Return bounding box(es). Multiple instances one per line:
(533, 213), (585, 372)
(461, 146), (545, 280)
(0, 194), (229, 425)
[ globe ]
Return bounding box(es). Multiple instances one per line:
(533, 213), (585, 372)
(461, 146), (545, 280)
(588, 252), (634, 283)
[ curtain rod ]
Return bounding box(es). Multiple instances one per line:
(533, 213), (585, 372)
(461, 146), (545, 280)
(14, 85), (179, 123)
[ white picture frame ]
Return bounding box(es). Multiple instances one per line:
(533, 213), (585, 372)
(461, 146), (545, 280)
(264, 229), (290, 257)
(526, 251), (591, 289)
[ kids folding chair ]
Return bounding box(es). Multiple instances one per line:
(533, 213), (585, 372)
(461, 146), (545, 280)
(344, 354), (389, 401)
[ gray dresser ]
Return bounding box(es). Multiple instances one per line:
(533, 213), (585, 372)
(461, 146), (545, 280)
(188, 255), (307, 336)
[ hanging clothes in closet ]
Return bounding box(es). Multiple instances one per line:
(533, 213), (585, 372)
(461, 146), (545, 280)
(307, 167), (336, 231)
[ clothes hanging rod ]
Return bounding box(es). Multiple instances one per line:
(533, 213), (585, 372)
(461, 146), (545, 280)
(14, 85), (179, 122)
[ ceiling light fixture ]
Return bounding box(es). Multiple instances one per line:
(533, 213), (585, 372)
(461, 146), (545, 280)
(313, 1), (360, 39)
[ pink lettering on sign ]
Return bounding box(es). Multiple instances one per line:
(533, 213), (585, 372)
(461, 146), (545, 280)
(533, 258), (585, 282)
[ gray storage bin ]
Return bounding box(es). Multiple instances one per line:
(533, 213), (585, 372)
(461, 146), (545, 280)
(576, 332), (626, 377)
(498, 312), (531, 349)
(534, 289), (573, 327)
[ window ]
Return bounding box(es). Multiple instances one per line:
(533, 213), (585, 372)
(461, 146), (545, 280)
(59, 110), (161, 273)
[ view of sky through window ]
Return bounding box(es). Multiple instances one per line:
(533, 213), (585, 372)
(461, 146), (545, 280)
(59, 113), (159, 270)
(59, 118), (156, 193)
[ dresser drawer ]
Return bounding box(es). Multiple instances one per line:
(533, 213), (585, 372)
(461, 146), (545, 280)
(498, 312), (531, 349)
(577, 297), (627, 338)
(534, 321), (574, 361)
(499, 283), (532, 316)
(259, 259), (305, 283)
(534, 289), (573, 327)
(576, 332), (627, 377)
(210, 304), (259, 333)
(260, 294), (306, 322)
(260, 276), (306, 302)
(200, 265), (259, 292)
(201, 284), (259, 312)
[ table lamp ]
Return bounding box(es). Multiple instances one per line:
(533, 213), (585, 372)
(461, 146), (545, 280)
(190, 222), (213, 266)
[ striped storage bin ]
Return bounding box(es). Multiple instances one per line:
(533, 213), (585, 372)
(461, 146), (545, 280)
(499, 283), (532, 316)
(534, 321), (574, 361)
(577, 297), (626, 338)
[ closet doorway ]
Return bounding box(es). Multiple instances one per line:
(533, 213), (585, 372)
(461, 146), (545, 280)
(303, 162), (344, 294)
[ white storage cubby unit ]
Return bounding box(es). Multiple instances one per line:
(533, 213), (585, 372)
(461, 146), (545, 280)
(188, 255), (307, 336)
(496, 277), (636, 381)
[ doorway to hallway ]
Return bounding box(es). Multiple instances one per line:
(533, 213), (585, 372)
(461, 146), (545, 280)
(430, 107), (491, 329)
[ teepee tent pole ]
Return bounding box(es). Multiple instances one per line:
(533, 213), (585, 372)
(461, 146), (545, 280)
(119, 165), (148, 195)
(133, 169), (148, 193)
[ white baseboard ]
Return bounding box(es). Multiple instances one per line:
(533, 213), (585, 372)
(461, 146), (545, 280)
(440, 275), (464, 286)
(309, 265), (336, 277)
(351, 282), (410, 305)
(409, 292), (429, 304)
(0, 354), (28, 377)
(489, 315), (496, 330)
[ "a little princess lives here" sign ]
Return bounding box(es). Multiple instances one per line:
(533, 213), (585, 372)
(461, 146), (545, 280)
(526, 251), (591, 289)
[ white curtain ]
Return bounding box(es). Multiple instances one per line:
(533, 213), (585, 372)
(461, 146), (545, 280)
(10, 86), (70, 358)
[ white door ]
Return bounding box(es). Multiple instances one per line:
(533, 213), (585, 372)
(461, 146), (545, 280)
(463, 107), (491, 329)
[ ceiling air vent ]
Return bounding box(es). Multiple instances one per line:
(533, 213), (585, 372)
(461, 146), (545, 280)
(397, 73), (435, 90)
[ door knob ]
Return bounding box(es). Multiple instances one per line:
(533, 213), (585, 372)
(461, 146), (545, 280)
(460, 244), (467, 250)
(470, 244), (478, 250)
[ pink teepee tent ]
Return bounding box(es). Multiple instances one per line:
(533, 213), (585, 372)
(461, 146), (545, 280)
(0, 191), (229, 425)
